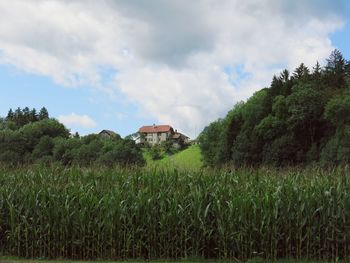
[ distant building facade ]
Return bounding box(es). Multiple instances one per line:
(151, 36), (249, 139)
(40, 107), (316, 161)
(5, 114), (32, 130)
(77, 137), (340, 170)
(138, 125), (174, 145)
(99, 130), (119, 139)
(138, 124), (189, 146)
(172, 131), (190, 149)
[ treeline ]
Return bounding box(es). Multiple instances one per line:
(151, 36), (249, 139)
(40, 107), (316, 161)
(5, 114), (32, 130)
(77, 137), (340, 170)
(0, 107), (144, 166)
(199, 50), (350, 167)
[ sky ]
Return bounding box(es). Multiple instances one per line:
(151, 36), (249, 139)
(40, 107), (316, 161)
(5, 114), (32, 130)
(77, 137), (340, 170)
(0, 0), (349, 138)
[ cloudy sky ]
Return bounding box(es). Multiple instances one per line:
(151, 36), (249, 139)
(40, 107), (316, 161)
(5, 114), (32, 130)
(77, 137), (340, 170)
(0, 0), (349, 137)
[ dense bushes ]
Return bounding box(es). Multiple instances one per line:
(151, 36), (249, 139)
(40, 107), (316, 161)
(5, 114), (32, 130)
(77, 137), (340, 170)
(0, 107), (144, 166)
(199, 50), (350, 167)
(143, 140), (183, 161)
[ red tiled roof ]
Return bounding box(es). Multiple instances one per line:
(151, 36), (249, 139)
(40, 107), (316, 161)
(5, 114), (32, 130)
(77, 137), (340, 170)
(139, 125), (173, 133)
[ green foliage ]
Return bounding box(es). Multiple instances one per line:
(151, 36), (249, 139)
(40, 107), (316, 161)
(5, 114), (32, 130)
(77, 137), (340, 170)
(286, 84), (323, 130)
(0, 107), (145, 167)
(75, 137), (104, 165)
(324, 91), (350, 127)
(38, 107), (49, 120)
(198, 119), (225, 166)
(200, 50), (350, 167)
(255, 115), (285, 141)
(149, 144), (163, 160)
(31, 135), (54, 160)
(52, 136), (144, 167)
(272, 95), (287, 119)
(242, 89), (269, 129)
(99, 139), (145, 166)
(0, 118), (68, 166)
(53, 137), (82, 165)
(21, 118), (70, 149)
(0, 129), (25, 151)
(3, 106), (48, 130)
(262, 134), (299, 165)
(0, 150), (22, 166)
(324, 49), (347, 89)
(0, 117), (6, 130)
(160, 140), (178, 154)
(320, 127), (350, 165)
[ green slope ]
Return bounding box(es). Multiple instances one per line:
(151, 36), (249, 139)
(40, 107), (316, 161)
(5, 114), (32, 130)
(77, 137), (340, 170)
(146, 145), (203, 170)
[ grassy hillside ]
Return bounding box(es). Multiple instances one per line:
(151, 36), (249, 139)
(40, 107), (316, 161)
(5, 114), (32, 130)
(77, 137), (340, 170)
(145, 145), (203, 169)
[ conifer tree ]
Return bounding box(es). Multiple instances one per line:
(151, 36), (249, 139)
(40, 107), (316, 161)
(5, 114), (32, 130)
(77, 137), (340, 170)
(39, 107), (49, 120)
(6, 109), (14, 121)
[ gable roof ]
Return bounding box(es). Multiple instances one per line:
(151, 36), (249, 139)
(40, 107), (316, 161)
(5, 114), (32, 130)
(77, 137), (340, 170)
(99, 130), (117, 136)
(139, 125), (173, 133)
(173, 132), (190, 140)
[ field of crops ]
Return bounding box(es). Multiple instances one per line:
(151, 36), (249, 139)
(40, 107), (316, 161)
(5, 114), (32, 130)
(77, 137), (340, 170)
(1, 166), (350, 261)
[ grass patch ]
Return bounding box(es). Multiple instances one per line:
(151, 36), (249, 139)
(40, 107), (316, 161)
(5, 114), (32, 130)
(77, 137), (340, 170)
(145, 145), (203, 169)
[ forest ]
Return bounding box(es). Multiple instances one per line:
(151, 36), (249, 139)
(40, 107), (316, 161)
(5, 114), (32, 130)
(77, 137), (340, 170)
(0, 107), (144, 166)
(199, 50), (350, 167)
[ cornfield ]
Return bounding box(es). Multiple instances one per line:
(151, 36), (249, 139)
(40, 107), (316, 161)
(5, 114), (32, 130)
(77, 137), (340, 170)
(0, 166), (350, 261)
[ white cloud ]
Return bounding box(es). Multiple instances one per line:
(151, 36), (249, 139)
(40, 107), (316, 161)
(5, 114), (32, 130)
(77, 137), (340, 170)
(0, 0), (347, 137)
(58, 113), (97, 128)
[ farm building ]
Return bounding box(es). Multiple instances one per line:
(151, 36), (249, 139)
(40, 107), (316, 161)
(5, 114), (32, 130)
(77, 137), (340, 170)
(99, 130), (120, 139)
(138, 124), (189, 147)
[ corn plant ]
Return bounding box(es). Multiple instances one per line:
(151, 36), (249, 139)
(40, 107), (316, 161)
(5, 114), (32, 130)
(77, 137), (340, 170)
(0, 165), (350, 261)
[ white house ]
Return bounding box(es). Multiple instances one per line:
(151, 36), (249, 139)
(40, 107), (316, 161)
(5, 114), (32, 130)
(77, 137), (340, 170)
(138, 124), (189, 146)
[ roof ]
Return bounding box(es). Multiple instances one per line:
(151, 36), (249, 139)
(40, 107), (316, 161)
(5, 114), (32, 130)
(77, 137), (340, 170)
(99, 130), (117, 136)
(173, 132), (190, 139)
(139, 125), (173, 133)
